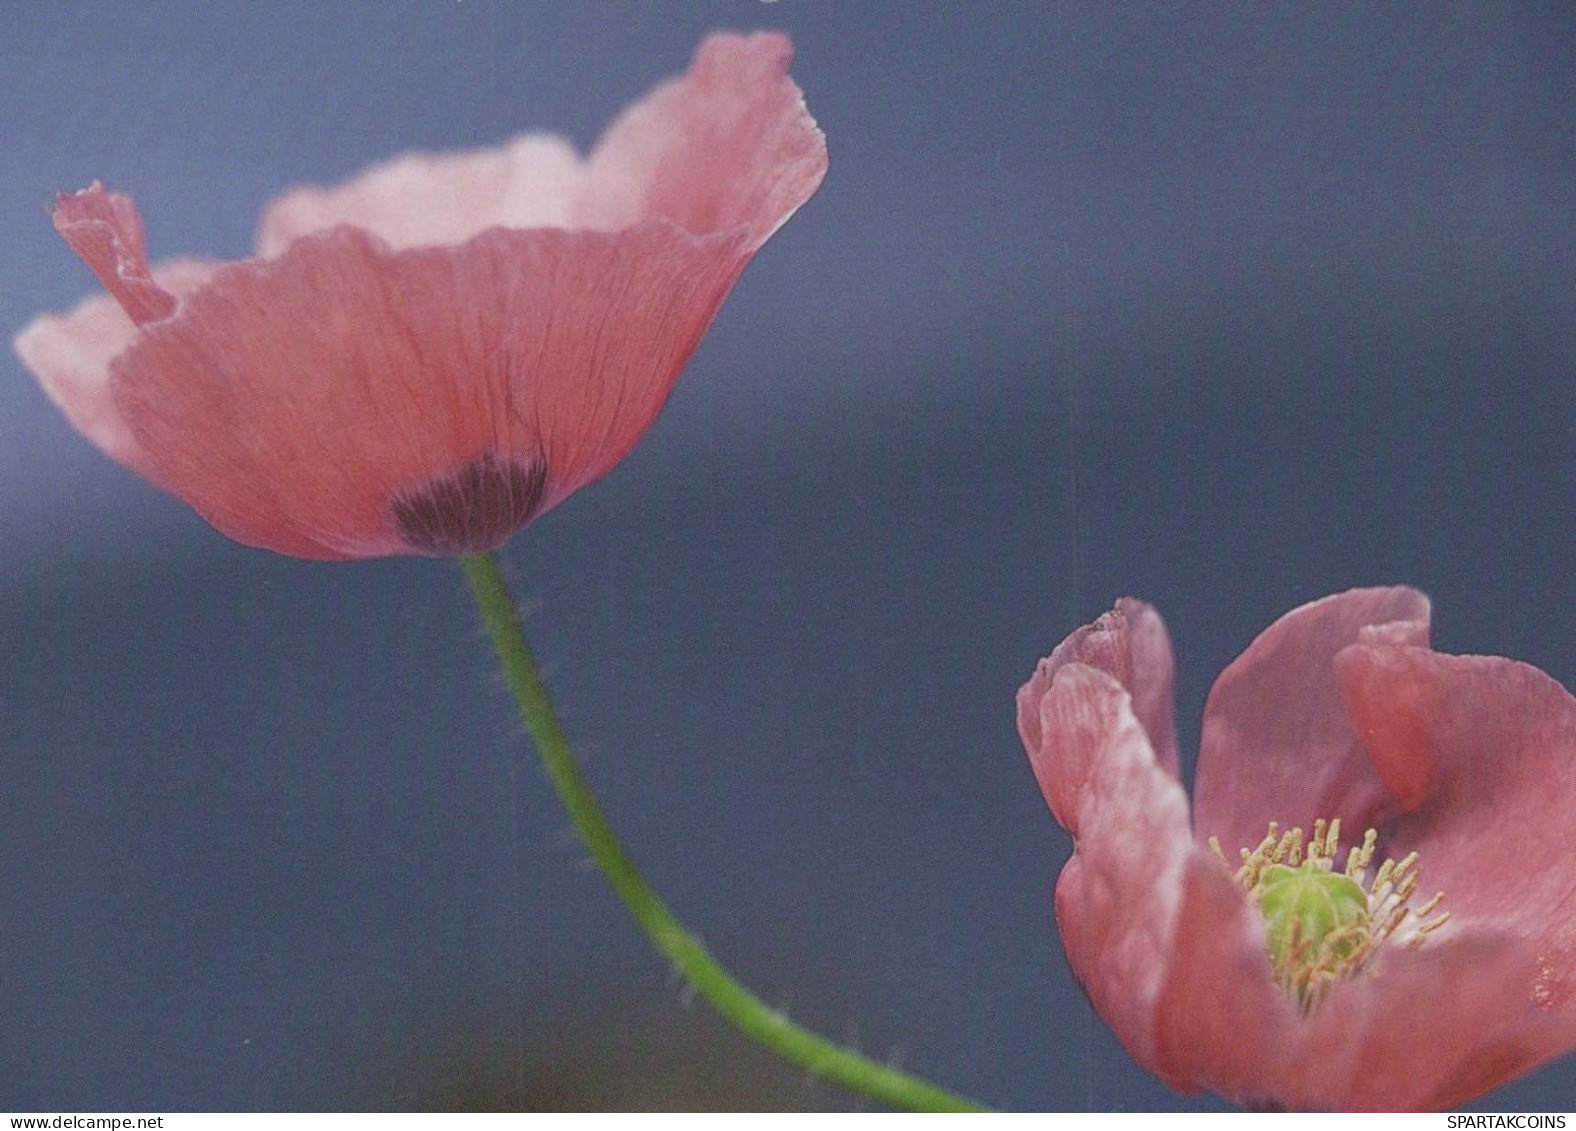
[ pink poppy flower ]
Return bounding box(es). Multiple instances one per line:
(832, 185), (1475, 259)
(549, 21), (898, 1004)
(14, 32), (826, 560)
(1016, 588), (1576, 1111)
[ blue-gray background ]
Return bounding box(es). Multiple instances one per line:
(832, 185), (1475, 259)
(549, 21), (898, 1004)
(3, 0), (1574, 1112)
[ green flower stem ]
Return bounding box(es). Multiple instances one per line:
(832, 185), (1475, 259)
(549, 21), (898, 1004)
(460, 551), (989, 1113)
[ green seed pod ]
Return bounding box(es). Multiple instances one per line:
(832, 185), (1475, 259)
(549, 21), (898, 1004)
(1257, 862), (1370, 982)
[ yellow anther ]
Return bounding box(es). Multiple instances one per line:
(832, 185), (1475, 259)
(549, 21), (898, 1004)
(1344, 829), (1377, 878)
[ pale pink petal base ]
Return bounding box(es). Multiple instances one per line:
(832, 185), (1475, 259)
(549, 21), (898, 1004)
(258, 135), (586, 256)
(258, 32), (828, 257)
(15, 256), (219, 484)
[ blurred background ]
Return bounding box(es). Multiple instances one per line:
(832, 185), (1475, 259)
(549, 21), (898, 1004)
(2, 0), (1574, 1112)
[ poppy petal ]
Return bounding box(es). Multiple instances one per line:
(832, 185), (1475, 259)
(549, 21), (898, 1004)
(1150, 854), (1298, 1105)
(1194, 587), (1431, 857)
(15, 257), (219, 483)
(1297, 931), (1576, 1110)
(576, 31), (829, 248)
(257, 135), (586, 256)
(1033, 662), (1194, 1068)
(1017, 597), (1180, 784)
(1338, 642), (1576, 1015)
(52, 183), (178, 326)
(113, 221), (750, 559)
(257, 32), (828, 259)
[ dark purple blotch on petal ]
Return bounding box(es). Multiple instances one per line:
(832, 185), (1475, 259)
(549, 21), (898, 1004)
(391, 450), (548, 555)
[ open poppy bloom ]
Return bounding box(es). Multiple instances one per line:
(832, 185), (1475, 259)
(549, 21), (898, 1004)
(1016, 588), (1576, 1110)
(14, 32), (826, 559)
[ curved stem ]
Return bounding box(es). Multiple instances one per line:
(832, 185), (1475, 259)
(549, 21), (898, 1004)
(460, 551), (989, 1112)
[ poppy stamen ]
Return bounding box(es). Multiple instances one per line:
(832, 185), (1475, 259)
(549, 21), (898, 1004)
(1210, 818), (1449, 1012)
